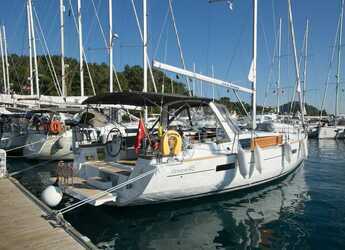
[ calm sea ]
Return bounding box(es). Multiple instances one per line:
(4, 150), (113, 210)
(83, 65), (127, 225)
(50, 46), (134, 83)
(10, 139), (345, 249)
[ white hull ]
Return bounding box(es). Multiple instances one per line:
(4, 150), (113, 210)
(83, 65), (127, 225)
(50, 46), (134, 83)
(23, 130), (73, 160)
(68, 135), (307, 207)
(132, 166), (308, 249)
(116, 139), (306, 206)
(58, 98), (308, 208)
(318, 126), (345, 139)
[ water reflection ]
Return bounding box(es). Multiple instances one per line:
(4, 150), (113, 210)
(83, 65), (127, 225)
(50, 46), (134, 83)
(65, 165), (309, 249)
(315, 139), (345, 162)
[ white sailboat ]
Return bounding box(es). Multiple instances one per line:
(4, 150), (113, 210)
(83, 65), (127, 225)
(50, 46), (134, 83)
(318, 0), (345, 139)
(49, 0), (308, 208)
(23, 0), (80, 160)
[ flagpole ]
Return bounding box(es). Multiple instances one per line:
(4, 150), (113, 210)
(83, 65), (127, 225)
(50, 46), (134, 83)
(250, 0), (257, 130)
(277, 18), (282, 114)
(143, 0), (148, 123)
(109, 0), (113, 93)
(77, 0), (84, 97)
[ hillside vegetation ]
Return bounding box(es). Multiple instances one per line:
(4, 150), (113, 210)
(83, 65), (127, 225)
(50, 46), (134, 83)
(1, 54), (325, 116)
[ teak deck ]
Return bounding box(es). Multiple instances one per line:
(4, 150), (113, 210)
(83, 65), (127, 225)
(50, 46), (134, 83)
(250, 135), (283, 150)
(0, 177), (88, 250)
(85, 160), (132, 176)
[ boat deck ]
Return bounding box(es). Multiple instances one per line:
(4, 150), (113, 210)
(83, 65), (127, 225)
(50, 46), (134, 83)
(84, 160), (134, 176)
(55, 176), (116, 207)
(0, 177), (93, 249)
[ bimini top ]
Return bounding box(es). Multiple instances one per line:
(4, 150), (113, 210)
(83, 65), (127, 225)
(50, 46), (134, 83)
(82, 91), (212, 108)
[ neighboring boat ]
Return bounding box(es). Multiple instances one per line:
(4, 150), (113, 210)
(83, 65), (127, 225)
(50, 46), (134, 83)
(318, 117), (345, 139)
(317, 0), (345, 139)
(23, 108), (79, 160)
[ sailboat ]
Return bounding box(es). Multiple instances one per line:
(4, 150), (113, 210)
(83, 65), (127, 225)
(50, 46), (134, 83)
(22, 0), (83, 160)
(47, 0), (308, 208)
(258, 18), (308, 135)
(318, 0), (345, 139)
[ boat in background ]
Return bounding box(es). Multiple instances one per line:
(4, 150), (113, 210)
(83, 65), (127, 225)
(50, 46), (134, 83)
(318, 116), (345, 139)
(317, 0), (345, 139)
(22, 108), (80, 160)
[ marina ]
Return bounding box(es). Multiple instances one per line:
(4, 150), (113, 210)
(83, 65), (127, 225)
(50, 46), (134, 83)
(0, 176), (96, 249)
(0, 0), (345, 249)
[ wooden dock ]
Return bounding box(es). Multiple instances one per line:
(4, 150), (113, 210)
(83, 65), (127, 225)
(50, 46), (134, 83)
(0, 177), (96, 249)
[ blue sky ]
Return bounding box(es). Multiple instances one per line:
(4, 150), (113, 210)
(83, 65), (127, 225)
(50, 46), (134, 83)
(0, 0), (344, 114)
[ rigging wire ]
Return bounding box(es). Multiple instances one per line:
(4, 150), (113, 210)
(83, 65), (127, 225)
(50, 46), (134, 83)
(130, 0), (157, 93)
(43, 0), (59, 51)
(261, 24), (279, 115)
(320, 15), (341, 119)
(205, 4), (212, 75)
(85, 1), (98, 46)
(6, 2), (27, 94)
(224, 4), (250, 79)
(90, 0), (107, 46)
(33, 6), (63, 96)
(167, 0), (191, 96)
(153, 6), (170, 60)
(162, 24), (169, 94)
(90, 0), (122, 92)
(90, 0), (121, 91)
(288, 20), (310, 116)
(67, 0), (96, 96)
(271, 0), (277, 45)
(259, 16), (272, 69)
(233, 90), (250, 119)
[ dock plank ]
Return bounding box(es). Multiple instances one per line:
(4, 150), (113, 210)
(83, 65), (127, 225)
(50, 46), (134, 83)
(0, 178), (85, 250)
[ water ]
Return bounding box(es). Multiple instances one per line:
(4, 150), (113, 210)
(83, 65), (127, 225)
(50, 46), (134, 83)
(10, 140), (345, 249)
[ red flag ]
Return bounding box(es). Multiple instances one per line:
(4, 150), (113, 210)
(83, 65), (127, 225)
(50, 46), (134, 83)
(134, 119), (146, 154)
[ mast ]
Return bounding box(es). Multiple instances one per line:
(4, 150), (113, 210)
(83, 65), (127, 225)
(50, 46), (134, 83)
(0, 29), (6, 94)
(28, 0), (39, 97)
(212, 64), (215, 101)
(143, 0), (148, 122)
(60, 0), (66, 97)
(250, 0), (258, 130)
(287, 0), (305, 125)
(303, 19), (309, 114)
(77, 0), (84, 97)
(277, 18), (282, 114)
(109, 0), (113, 93)
(193, 63), (196, 96)
(27, 1), (33, 96)
(2, 26), (10, 94)
(336, 0), (344, 118)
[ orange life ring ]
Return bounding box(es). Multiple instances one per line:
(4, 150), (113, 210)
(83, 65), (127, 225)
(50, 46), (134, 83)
(49, 120), (62, 134)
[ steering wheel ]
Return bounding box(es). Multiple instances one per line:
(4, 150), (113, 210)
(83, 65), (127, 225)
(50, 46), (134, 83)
(106, 127), (123, 157)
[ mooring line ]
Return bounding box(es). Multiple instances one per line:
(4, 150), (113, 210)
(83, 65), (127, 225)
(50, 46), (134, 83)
(8, 151), (73, 177)
(56, 168), (156, 215)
